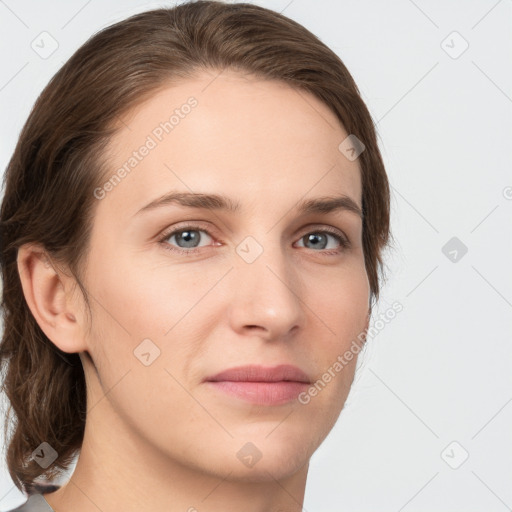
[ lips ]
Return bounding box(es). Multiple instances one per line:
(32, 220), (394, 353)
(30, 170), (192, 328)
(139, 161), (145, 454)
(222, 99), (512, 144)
(204, 364), (312, 405)
(205, 364), (311, 384)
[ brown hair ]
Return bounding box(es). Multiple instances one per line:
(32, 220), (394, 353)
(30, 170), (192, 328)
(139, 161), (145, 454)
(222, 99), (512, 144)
(0, 0), (392, 495)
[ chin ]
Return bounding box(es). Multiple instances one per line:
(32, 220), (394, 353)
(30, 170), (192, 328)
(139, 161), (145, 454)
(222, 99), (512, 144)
(223, 454), (311, 484)
(220, 427), (316, 482)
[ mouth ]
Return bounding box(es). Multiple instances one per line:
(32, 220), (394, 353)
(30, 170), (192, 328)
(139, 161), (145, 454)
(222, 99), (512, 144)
(204, 364), (311, 406)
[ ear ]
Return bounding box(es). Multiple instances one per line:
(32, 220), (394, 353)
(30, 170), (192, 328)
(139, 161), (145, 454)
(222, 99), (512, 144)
(17, 243), (88, 354)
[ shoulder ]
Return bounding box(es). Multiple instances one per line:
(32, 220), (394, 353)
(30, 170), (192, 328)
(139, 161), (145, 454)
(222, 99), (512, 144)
(4, 493), (53, 512)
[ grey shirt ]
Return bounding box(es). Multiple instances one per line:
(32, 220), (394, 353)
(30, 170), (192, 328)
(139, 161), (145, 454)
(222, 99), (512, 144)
(6, 494), (54, 512)
(5, 484), (58, 512)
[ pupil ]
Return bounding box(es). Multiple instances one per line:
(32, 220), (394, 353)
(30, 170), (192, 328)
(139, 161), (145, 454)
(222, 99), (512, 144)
(177, 230), (199, 248)
(306, 233), (326, 249)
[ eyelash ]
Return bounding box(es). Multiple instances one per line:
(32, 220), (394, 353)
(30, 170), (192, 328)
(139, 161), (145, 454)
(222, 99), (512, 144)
(157, 223), (351, 257)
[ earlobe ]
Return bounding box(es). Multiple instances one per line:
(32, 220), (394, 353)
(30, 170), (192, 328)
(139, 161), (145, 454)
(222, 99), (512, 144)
(16, 243), (87, 354)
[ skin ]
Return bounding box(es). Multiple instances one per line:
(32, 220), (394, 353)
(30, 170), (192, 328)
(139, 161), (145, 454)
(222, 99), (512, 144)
(17, 69), (370, 512)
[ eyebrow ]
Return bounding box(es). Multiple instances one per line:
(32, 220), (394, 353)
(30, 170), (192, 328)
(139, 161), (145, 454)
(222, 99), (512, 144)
(133, 192), (363, 220)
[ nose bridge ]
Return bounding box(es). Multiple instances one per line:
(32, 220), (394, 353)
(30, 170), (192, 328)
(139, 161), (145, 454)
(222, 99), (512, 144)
(229, 231), (304, 336)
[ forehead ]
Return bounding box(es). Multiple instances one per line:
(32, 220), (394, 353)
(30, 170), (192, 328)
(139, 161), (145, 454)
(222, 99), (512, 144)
(97, 70), (362, 219)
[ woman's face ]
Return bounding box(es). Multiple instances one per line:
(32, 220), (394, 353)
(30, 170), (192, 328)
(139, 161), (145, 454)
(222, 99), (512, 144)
(80, 69), (369, 481)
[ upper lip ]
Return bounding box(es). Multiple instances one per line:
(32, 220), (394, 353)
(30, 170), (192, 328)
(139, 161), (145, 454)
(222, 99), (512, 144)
(205, 364), (311, 384)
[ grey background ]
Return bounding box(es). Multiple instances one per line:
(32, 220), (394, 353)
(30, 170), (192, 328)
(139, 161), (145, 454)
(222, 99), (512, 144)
(0, 0), (511, 510)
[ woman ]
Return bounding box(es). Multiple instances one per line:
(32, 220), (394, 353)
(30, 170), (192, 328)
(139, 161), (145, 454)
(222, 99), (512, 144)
(0, 1), (392, 510)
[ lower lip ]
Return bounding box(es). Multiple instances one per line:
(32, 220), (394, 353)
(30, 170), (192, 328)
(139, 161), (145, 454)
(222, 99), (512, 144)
(205, 381), (310, 405)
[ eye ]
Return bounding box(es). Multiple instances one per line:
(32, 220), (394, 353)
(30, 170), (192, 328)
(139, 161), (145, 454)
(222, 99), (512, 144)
(294, 228), (350, 254)
(158, 224), (350, 256)
(158, 224), (216, 255)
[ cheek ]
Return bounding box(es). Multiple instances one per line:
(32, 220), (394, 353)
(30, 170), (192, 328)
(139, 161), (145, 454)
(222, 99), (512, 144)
(84, 251), (230, 375)
(81, 257), (214, 428)
(298, 260), (369, 416)
(304, 259), (370, 348)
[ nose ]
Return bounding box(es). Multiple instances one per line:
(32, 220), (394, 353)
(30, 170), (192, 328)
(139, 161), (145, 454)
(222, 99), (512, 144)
(227, 241), (304, 342)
